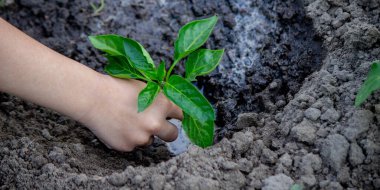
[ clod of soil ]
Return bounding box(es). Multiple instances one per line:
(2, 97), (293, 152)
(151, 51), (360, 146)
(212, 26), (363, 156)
(0, 0), (379, 189)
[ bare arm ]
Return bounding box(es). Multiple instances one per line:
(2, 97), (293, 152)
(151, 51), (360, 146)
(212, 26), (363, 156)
(0, 18), (182, 151)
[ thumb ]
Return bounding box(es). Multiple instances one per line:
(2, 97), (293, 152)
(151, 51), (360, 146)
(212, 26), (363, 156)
(167, 102), (183, 120)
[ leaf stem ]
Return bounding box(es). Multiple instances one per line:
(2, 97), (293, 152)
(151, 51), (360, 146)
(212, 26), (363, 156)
(91, 0), (105, 16)
(166, 59), (180, 81)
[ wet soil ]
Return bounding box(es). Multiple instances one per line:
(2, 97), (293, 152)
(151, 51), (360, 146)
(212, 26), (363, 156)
(0, 0), (379, 189)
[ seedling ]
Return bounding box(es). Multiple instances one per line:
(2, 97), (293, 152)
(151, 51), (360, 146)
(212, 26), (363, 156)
(90, 0), (105, 16)
(89, 16), (224, 148)
(355, 60), (380, 107)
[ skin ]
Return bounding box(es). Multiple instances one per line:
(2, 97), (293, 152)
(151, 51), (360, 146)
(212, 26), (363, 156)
(0, 18), (183, 152)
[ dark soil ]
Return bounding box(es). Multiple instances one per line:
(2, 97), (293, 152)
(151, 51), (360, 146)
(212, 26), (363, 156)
(0, 0), (379, 189)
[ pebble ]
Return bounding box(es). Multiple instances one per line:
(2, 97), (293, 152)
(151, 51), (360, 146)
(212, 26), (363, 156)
(107, 172), (127, 187)
(319, 134), (349, 171)
(48, 147), (66, 163)
(41, 129), (53, 140)
(231, 131), (253, 154)
(236, 112), (259, 129)
(300, 153), (322, 174)
(301, 174), (317, 186)
(73, 174), (88, 185)
(342, 110), (373, 141)
(261, 148), (278, 164)
(290, 119), (316, 144)
(304, 107), (321, 121)
(262, 174), (294, 190)
(349, 142), (365, 166)
(222, 161), (239, 170)
(320, 108), (340, 123)
(150, 174), (165, 190)
(279, 153), (293, 167)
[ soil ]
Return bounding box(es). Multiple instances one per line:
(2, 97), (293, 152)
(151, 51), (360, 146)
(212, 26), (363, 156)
(0, 0), (379, 189)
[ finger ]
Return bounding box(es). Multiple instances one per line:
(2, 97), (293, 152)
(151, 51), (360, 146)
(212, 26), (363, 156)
(155, 121), (178, 142)
(137, 136), (154, 148)
(167, 103), (183, 120)
(146, 136), (154, 146)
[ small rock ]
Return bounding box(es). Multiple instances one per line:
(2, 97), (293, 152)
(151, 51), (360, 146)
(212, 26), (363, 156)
(31, 155), (48, 169)
(48, 147), (66, 163)
(337, 166), (350, 184)
(327, 0), (345, 6)
(290, 119), (316, 144)
(325, 182), (343, 190)
(301, 174), (317, 186)
(319, 134), (349, 171)
(151, 174), (165, 190)
(176, 175), (219, 190)
(261, 148), (278, 164)
(373, 178), (380, 189)
(342, 110), (373, 141)
(236, 112), (259, 129)
(222, 161), (239, 170)
(231, 132), (253, 154)
(316, 127), (329, 137)
(223, 171), (246, 189)
(300, 153), (322, 174)
(133, 175), (143, 184)
(71, 143), (85, 153)
(73, 174), (88, 185)
(279, 153), (293, 167)
(349, 142), (365, 166)
(41, 163), (56, 174)
(320, 108), (340, 122)
(41, 129), (53, 140)
(374, 104), (380, 114)
(262, 174), (294, 190)
(249, 164), (270, 180)
(108, 173), (127, 187)
(360, 139), (380, 155)
(304, 107), (321, 121)
(238, 158), (253, 173)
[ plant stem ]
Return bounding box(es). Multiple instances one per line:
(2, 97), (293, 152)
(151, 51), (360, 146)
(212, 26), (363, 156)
(91, 0), (105, 16)
(166, 59), (180, 81)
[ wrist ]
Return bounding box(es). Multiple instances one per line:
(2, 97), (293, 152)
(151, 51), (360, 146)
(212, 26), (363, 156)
(74, 72), (108, 125)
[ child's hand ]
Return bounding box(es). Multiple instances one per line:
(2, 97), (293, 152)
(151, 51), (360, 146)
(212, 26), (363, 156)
(79, 75), (183, 151)
(0, 18), (183, 152)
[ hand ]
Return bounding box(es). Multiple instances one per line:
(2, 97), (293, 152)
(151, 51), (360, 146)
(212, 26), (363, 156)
(79, 74), (183, 152)
(0, 18), (183, 152)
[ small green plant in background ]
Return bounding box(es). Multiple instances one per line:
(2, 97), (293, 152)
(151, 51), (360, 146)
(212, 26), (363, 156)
(355, 60), (380, 107)
(89, 16), (224, 148)
(90, 0), (105, 16)
(290, 184), (303, 190)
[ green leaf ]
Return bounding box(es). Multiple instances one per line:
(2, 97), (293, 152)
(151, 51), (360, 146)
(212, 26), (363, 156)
(185, 49), (224, 81)
(89, 34), (157, 80)
(89, 35), (125, 55)
(104, 55), (145, 80)
(174, 15), (218, 61)
(290, 184), (303, 190)
(355, 61), (380, 107)
(138, 82), (160, 112)
(182, 113), (214, 148)
(163, 75), (215, 123)
(157, 60), (166, 82)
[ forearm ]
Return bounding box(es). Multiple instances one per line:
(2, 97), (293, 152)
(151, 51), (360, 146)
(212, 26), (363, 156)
(0, 18), (100, 120)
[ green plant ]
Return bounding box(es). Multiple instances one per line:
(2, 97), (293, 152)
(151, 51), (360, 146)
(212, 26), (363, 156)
(355, 60), (380, 107)
(90, 0), (105, 16)
(89, 16), (224, 148)
(290, 184), (303, 190)
(0, 0), (5, 7)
